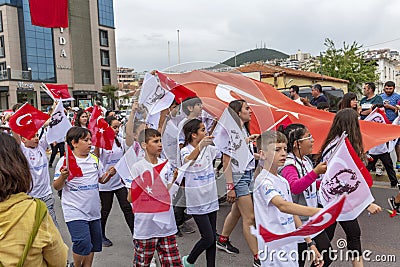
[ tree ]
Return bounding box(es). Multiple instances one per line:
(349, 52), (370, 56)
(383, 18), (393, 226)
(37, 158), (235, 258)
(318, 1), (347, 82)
(313, 38), (378, 94)
(102, 85), (119, 110)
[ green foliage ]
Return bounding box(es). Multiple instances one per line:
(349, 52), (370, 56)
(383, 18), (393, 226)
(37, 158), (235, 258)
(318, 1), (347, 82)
(314, 38), (378, 94)
(102, 85), (119, 109)
(222, 48), (289, 67)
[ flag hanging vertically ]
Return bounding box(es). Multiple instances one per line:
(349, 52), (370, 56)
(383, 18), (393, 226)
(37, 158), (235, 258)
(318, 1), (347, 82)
(61, 145), (83, 181)
(46, 101), (72, 143)
(29, 0), (69, 28)
(88, 106), (115, 150)
(319, 134), (374, 221)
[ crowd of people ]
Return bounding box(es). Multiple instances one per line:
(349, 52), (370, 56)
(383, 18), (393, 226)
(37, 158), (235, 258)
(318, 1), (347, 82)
(0, 78), (399, 267)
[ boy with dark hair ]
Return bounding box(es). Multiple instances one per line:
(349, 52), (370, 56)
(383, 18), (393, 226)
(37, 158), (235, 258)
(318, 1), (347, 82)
(181, 97), (203, 116)
(316, 102), (330, 111)
(254, 130), (324, 267)
(125, 128), (182, 267)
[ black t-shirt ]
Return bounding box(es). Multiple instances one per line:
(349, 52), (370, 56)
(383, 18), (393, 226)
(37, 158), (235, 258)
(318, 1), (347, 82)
(310, 94), (328, 106)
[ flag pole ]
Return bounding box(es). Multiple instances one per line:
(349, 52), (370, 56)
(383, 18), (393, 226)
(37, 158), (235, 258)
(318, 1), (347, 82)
(267, 114), (289, 131)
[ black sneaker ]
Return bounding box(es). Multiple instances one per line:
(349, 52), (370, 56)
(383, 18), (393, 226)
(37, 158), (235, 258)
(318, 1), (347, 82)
(216, 238), (239, 254)
(102, 237), (113, 247)
(253, 258), (261, 267)
(388, 196), (400, 213)
(176, 229), (183, 237)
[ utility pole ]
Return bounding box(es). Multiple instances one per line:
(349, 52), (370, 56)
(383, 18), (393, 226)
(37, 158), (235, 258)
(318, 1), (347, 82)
(168, 41), (170, 66)
(177, 30), (180, 64)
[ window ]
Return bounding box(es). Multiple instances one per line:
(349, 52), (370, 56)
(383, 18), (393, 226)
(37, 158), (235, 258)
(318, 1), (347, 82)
(99, 30), (108, 47)
(100, 50), (110, 66)
(98, 0), (115, 28)
(102, 70), (111, 85)
(0, 36), (4, 58)
(0, 11), (3, 32)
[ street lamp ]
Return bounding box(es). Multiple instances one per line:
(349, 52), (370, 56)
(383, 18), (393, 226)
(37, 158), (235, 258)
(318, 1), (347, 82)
(218, 49), (237, 67)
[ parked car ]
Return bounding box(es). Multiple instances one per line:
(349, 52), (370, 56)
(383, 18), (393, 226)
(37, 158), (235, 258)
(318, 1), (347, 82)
(279, 85), (344, 112)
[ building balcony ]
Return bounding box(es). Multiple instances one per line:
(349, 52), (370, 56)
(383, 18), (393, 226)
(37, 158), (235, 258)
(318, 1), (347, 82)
(0, 67), (32, 81)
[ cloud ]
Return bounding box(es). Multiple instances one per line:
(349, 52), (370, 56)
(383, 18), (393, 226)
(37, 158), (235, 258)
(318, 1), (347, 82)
(115, 0), (400, 71)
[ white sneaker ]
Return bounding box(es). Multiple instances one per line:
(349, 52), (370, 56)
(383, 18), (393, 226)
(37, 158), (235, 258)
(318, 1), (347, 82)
(150, 257), (157, 267)
(376, 168), (383, 176)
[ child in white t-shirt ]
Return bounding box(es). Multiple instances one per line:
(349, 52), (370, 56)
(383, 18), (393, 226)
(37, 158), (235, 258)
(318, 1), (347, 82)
(126, 128), (182, 267)
(180, 119), (219, 267)
(253, 130), (324, 267)
(54, 127), (116, 267)
(12, 132), (58, 227)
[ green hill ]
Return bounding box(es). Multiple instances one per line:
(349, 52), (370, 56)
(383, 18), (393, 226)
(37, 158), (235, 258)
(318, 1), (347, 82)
(222, 48), (289, 67)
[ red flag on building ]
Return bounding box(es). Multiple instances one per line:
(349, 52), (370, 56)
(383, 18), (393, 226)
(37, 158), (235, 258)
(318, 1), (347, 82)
(42, 84), (74, 101)
(130, 160), (171, 213)
(157, 71), (197, 104)
(61, 145), (83, 181)
(8, 103), (50, 139)
(29, 0), (68, 28)
(88, 106), (115, 150)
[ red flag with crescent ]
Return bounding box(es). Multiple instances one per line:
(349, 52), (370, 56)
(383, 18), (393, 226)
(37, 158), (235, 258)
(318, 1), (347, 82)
(130, 160), (171, 213)
(8, 103), (50, 139)
(88, 106), (115, 150)
(255, 195), (346, 244)
(43, 84), (74, 101)
(160, 70), (400, 153)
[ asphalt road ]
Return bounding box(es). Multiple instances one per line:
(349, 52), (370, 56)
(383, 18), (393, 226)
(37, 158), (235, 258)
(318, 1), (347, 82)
(50, 164), (400, 267)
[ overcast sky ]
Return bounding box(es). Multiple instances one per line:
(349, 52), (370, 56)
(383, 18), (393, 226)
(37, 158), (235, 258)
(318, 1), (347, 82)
(114, 0), (400, 72)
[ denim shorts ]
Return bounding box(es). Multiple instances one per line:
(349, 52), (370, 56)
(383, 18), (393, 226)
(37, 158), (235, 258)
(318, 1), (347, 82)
(66, 219), (102, 255)
(233, 170), (254, 198)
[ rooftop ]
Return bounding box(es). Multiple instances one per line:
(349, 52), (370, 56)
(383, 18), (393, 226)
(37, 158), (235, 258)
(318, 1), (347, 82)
(237, 62), (349, 84)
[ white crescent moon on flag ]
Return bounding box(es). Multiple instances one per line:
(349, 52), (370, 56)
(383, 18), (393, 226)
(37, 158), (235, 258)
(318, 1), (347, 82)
(16, 113), (32, 126)
(311, 213), (332, 227)
(215, 83), (300, 118)
(50, 88), (60, 97)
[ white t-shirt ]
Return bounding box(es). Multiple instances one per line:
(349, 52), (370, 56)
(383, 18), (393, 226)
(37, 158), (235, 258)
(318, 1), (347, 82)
(181, 144), (219, 215)
(220, 127), (255, 173)
(177, 117), (188, 145)
(20, 139), (52, 198)
(253, 169), (297, 267)
(124, 158), (177, 239)
(293, 97), (304, 105)
(161, 119), (180, 168)
(54, 154), (104, 222)
(99, 137), (127, 191)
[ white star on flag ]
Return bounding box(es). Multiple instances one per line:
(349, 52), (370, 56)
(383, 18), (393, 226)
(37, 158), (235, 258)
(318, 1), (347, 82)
(145, 186), (153, 194)
(99, 128), (105, 134)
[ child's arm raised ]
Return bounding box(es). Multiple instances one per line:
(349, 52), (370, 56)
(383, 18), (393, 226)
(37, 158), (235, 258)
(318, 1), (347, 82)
(271, 195), (320, 217)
